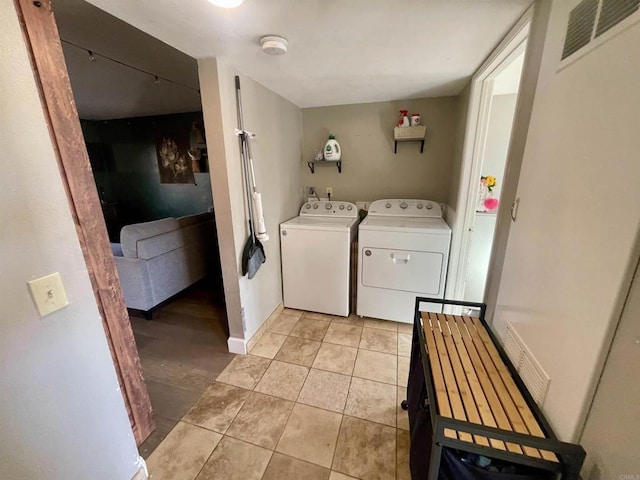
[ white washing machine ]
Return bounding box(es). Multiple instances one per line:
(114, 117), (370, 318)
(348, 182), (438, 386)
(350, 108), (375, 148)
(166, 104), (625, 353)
(357, 199), (451, 323)
(280, 201), (359, 317)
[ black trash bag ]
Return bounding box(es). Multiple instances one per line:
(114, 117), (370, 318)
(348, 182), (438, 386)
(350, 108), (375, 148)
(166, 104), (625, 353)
(439, 448), (554, 480)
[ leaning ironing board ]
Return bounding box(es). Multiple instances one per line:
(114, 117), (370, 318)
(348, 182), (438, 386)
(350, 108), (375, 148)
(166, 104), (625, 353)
(406, 298), (586, 479)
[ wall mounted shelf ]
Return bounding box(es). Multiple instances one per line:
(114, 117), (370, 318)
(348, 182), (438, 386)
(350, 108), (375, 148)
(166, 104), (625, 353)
(307, 159), (342, 174)
(393, 125), (427, 154)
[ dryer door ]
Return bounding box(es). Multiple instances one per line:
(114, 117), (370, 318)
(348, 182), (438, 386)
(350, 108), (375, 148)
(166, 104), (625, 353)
(361, 247), (444, 295)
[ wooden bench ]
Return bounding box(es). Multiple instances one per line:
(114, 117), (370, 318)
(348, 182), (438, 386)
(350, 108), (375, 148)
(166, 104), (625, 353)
(407, 298), (586, 479)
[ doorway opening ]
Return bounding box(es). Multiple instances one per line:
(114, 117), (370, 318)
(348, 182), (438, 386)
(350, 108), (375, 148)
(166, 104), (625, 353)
(446, 10), (531, 310)
(48, 0), (234, 456)
(463, 51), (525, 305)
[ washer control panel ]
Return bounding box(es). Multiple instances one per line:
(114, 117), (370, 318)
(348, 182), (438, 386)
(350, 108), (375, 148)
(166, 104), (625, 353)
(368, 199), (442, 217)
(300, 201), (358, 217)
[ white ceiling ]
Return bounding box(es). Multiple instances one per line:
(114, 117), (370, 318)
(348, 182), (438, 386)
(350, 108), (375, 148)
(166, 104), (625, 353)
(53, 0), (201, 120)
(84, 0), (533, 108)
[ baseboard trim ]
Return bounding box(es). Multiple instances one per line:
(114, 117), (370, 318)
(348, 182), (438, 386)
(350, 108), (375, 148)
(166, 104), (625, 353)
(245, 303), (284, 352)
(131, 457), (148, 480)
(227, 336), (248, 354)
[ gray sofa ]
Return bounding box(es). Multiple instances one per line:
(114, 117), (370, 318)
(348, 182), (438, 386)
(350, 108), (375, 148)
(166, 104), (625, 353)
(111, 212), (214, 318)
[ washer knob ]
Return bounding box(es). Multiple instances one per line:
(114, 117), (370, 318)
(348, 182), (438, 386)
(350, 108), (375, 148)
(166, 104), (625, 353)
(305, 204), (311, 209)
(313, 203), (318, 209)
(417, 203), (423, 209)
(347, 205), (353, 211)
(339, 204), (345, 210)
(426, 204), (433, 210)
(400, 202), (408, 209)
(326, 203), (332, 210)
(385, 203), (392, 209)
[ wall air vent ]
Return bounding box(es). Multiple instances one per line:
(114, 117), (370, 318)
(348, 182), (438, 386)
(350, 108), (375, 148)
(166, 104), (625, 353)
(502, 323), (551, 406)
(596, 0), (640, 36)
(561, 0), (640, 61)
(562, 0), (599, 59)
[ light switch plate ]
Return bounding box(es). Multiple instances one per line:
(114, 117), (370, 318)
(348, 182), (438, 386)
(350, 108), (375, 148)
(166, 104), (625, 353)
(28, 272), (69, 317)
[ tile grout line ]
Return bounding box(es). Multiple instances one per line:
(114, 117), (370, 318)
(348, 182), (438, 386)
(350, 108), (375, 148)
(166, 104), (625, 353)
(171, 313), (405, 480)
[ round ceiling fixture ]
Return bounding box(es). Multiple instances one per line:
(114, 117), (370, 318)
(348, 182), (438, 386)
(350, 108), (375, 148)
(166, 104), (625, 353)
(260, 36), (288, 55)
(208, 0), (243, 8)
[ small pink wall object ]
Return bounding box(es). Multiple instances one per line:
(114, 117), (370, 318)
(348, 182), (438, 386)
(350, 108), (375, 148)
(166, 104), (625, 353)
(484, 197), (499, 211)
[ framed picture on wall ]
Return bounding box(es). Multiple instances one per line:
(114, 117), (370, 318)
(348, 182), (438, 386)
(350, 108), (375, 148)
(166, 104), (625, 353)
(155, 129), (196, 184)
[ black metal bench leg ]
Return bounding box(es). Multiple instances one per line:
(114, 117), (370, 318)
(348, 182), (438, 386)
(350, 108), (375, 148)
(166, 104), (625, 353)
(428, 442), (443, 480)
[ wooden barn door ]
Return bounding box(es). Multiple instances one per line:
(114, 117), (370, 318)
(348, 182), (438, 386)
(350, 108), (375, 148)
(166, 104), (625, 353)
(14, 0), (154, 445)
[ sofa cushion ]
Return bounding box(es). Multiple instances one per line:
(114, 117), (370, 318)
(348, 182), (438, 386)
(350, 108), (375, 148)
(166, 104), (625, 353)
(177, 211), (213, 228)
(120, 217), (180, 258)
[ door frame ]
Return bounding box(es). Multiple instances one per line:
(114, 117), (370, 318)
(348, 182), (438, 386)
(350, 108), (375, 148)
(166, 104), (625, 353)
(14, 0), (154, 445)
(445, 6), (532, 306)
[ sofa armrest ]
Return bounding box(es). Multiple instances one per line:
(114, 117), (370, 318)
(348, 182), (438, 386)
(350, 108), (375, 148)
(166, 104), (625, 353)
(113, 256), (154, 311)
(111, 242), (124, 257)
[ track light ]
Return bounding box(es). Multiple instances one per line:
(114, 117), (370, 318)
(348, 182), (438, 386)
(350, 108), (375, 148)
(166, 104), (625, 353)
(154, 76), (160, 85)
(88, 50), (96, 62)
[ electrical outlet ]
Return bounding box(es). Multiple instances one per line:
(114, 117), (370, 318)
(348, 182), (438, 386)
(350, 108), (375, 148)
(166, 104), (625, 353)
(326, 187), (333, 197)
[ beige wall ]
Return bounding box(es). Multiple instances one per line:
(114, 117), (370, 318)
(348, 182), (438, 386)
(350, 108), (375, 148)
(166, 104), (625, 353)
(302, 97), (459, 204)
(491, 0), (640, 441)
(0, 1), (140, 478)
(447, 81), (471, 213)
(199, 58), (303, 343)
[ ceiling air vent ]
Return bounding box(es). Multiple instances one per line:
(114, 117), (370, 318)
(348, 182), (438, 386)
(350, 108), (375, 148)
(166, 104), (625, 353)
(596, 0), (640, 36)
(562, 0), (599, 59)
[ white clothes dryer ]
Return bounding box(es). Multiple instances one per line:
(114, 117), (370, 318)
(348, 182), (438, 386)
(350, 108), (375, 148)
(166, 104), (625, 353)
(280, 201), (359, 317)
(357, 199), (451, 323)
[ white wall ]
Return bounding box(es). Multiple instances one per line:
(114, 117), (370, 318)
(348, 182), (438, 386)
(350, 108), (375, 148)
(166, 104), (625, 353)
(199, 58), (303, 344)
(579, 256), (640, 479)
(0, 1), (140, 478)
(481, 93), (517, 202)
(491, 0), (640, 441)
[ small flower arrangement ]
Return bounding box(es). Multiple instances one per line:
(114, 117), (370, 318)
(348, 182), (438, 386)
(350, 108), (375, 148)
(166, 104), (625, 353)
(481, 175), (497, 192)
(478, 175), (499, 212)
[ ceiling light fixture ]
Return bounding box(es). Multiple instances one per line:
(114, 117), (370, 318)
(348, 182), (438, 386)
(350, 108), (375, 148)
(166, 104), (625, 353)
(208, 0), (243, 8)
(88, 50), (96, 62)
(260, 36), (288, 56)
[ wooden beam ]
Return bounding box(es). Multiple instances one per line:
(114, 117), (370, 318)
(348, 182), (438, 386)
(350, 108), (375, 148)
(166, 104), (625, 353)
(14, 0), (154, 445)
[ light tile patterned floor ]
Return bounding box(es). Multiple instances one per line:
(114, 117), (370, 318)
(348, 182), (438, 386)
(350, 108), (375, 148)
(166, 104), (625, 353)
(146, 310), (412, 480)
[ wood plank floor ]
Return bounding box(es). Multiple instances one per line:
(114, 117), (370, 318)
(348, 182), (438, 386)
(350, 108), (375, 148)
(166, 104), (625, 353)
(131, 281), (235, 458)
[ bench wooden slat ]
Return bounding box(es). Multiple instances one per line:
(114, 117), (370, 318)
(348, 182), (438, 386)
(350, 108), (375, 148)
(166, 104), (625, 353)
(421, 314), (457, 440)
(436, 314), (491, 447)
(429, 314), (474, 443)
(450, 316), (524, 454)
(468, 317), (559, 463)
(462, 317), (542, 459)
(446, 314), (507, 451)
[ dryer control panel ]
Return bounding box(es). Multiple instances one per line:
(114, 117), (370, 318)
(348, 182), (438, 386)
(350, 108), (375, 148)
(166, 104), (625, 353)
(300, 201), (358, 217)
(367, 199), (442, 218)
